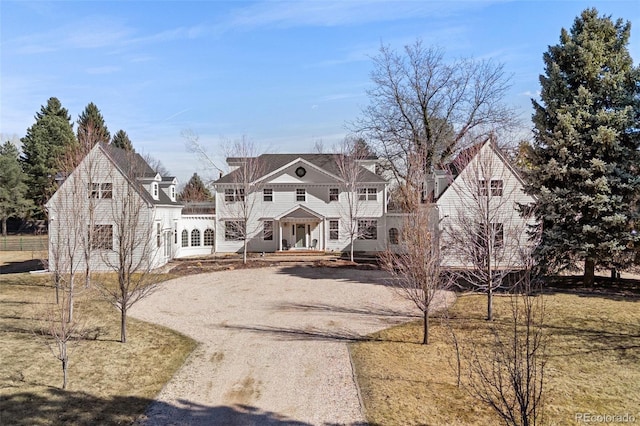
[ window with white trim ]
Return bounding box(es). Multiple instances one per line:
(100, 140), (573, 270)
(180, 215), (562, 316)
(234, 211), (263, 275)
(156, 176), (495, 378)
(357, 219), (378, 240)
(263, 221), (273, 240)
(225, 188), (245, 202)
(191, 229), (201, 246)
(296, 188), (306, 202)
(204, 229), (214, 246)
(358, 187), (377, 201)
(88, 182), (112, 199)
(263, 188), (273, 202)
(152, 182), (159, 198)
(90, 225), (113, 250)
(329, 188), (339, 202)
(329, 220), (339, 240)
(225, 220), (245, 241)
(181, 229), (188, 247)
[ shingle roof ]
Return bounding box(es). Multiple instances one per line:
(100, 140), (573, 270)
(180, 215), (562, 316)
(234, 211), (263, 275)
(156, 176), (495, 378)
(98, 143), (181, 206)
(215, 153), (386, 184)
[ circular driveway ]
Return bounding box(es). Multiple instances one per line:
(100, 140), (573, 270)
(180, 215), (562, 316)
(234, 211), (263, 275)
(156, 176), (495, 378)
(131, 265), (438, 425)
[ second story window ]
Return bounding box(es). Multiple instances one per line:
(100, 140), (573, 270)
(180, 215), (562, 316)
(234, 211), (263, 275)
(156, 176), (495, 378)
(329, 188), (339, 202)
(225, 188), (245, 202)
(479, 179), (503, 196)
(358, 188), (377, 201)
(263, 188), (273, 202)
(88, 182), (112, 199)
(296, 188), (306, 202)
(152, 182), (159, 198)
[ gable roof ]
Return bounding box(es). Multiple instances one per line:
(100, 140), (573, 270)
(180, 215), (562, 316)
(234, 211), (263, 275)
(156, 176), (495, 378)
(98, 143), (181, 207)
(435, 138), (527, 202)
(214, 153), (386, 185)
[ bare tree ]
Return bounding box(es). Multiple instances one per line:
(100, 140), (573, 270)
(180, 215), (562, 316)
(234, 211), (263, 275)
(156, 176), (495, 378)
(442, 137), (533, 320)
(334, 136), (377, 262)
(182, 129), (225, 177)
(38, 276), (85, 389)
(354, 40), (516, 211)
(467, 252), (547, 426)
(379, 208), (452, 344)
(96, 150), (161, 343)
(217, 137), (266, 264)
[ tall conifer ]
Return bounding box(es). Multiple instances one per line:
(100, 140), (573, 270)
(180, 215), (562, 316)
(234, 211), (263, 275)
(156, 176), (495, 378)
(20, 97), (77, 217)
(526, 9), (640, 285)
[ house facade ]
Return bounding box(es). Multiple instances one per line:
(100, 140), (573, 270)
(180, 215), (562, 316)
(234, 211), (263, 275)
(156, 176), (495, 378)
(212, 154), (388, 254)
(46, 139), (532, 271)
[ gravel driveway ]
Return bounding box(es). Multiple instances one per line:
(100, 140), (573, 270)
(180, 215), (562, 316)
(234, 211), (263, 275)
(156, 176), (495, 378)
(130, 265), (448, 425)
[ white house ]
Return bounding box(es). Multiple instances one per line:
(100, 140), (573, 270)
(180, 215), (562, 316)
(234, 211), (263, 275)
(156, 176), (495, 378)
(46, 139), (532, 270)
(212, 154), (389, 254)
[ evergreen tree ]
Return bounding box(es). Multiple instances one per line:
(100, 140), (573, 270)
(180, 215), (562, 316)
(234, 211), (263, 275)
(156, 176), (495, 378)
(20, 97), (77, 217)
(178, 173), (213, 202)
(0, 141), (34, 235)
(111, 129), (134, 151)
(77, 102), (110, 150)
(525, 9), (640, 285)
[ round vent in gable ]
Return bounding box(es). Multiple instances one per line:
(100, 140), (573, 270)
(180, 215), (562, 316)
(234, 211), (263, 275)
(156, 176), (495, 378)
(295, 166), (306, 178)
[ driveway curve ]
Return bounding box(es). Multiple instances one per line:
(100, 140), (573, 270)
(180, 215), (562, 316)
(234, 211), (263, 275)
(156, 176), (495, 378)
(131, 265), (448, 425)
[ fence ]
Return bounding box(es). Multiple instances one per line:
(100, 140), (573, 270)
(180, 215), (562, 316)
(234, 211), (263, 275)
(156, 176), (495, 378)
(1, 236), (48, 251)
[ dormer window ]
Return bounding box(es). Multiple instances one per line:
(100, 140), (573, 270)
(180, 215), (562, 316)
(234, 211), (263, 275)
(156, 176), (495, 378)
(152, 182), (159, 199)
(170, 185), (176, 201)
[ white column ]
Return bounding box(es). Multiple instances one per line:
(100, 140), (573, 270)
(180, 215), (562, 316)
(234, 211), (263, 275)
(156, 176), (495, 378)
(278, 221), (282, 251)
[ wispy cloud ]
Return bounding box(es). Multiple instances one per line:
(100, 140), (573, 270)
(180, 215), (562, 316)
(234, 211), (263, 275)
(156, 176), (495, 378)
(221, 0), (502, 31)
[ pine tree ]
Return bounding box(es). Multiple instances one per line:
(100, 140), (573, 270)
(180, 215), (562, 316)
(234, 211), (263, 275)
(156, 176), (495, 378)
(77, 102), (110, 150)
(20, 97), (77, 217)
(0, 141), (34, 235)
(525, 9), (640, 285)
(178, 173), (213, 202)
(111, 129), (134, 151)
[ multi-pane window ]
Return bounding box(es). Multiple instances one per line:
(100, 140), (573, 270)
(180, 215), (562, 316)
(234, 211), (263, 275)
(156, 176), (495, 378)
(90, 225), (113, 250)
(88, 182), (113, 199)
(181, 229), (188, 247)
(491, 180), (503, 196)
(152, 183), (159, 198)
(263, 188), (273, 202)
(329, 220), (339, 240)
(479, 180), (504, 196)
(357, 219), (378, 240)
(296, 188), (306, 202)
(191, 229), (201, 246)
(358, 188), (377, 201)
(225, 220), (245, 241)
(329, 188), (339, 202)
(170, 186), (176, 200)
(101, 183), (112, 199)
(204, 229), (214, 246)
(225, 188), (245, 202)
(156, 223), (161, 247)
(263, 221), (273, 240)
(388, 228), (399, 244)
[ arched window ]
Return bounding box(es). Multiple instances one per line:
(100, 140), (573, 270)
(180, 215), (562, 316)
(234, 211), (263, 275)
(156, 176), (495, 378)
(191, 229), (201, 246)
(181, 229), (188, 247)
(389, 228), (399, 245)
(204, 229), (214, 246)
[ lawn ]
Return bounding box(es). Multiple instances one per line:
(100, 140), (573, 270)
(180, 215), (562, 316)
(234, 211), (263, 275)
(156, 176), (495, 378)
(350, 288), (640, 425)
(0, 262), (197, 425)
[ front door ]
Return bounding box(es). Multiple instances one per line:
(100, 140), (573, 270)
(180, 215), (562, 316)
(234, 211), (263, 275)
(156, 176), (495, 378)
(295, 224), (306, 248)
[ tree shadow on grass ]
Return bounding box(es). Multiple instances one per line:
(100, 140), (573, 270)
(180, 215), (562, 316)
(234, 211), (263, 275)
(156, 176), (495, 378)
(0, 259), (46, 274)
(0, 388), (366, 426)
(543, 275), (640, 301)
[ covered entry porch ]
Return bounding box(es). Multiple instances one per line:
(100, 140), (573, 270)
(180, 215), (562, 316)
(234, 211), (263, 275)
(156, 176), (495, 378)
(274, 205), (325, 251)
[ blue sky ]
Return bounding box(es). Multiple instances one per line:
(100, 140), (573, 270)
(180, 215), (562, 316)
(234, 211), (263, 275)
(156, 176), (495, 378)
(1, 0), (638, 184)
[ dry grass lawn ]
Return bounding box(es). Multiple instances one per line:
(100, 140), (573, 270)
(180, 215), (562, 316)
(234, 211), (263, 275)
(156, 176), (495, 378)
(0, 265), (197, 425)
(350, 290), (640, 426)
